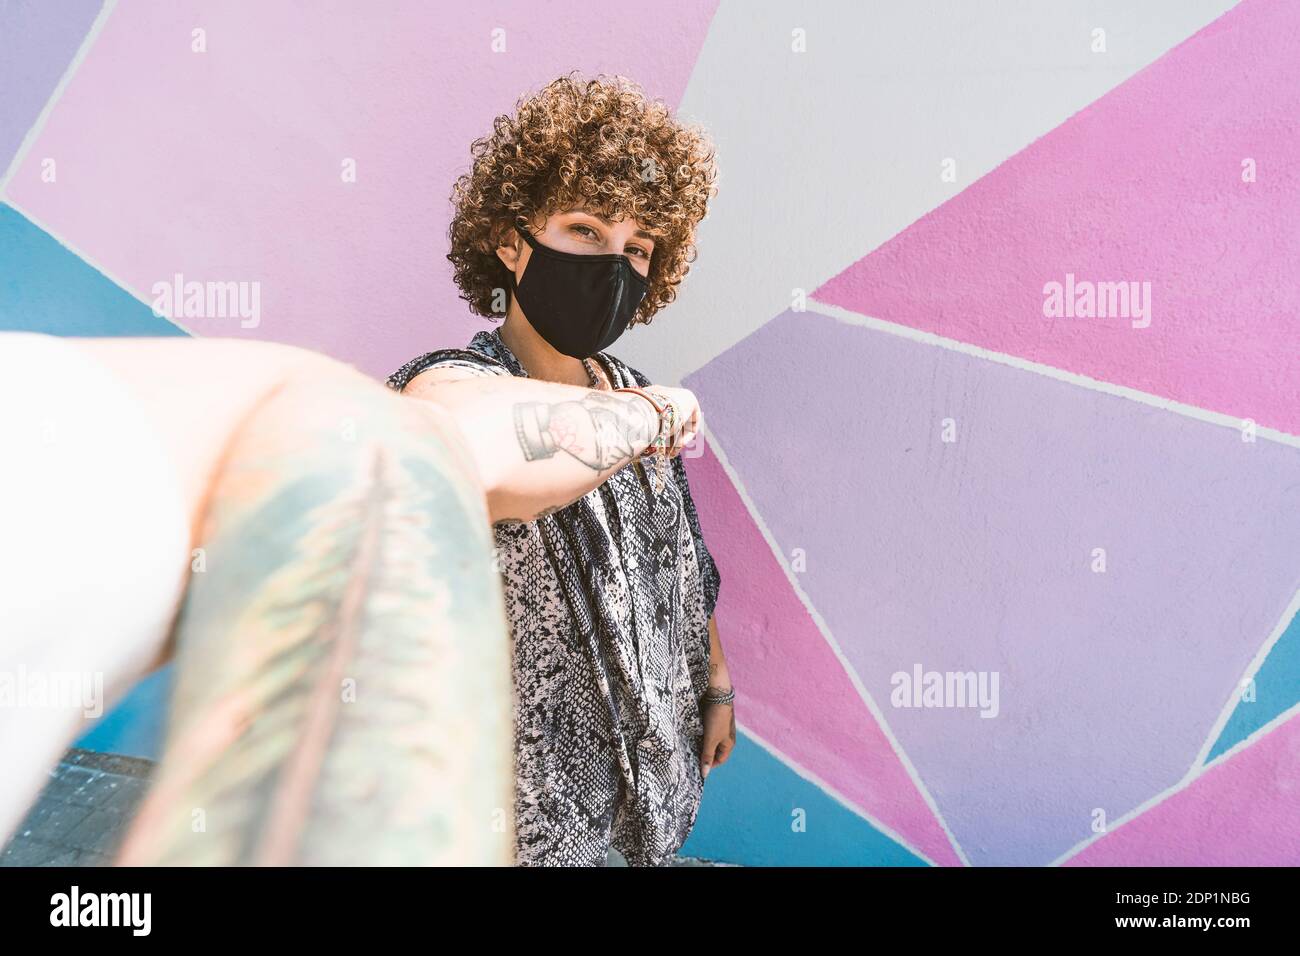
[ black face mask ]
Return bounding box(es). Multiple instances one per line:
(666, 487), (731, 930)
(507, 221), (649, 358)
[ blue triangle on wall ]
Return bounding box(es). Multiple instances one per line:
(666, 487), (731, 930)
(680, 730), (932, 866)
(1207, 606), (1300, 762)
(0, 203), (186, 338)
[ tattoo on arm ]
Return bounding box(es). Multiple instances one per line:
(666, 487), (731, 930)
(512, 391), (657, 471)
(113, 379), (515, 865)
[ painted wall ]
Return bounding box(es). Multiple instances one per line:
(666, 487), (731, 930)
(2, 0), (1296, 866)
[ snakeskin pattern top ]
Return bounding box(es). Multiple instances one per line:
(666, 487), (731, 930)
(387, 327), (721, 866)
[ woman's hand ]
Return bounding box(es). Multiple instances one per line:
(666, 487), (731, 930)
(697, 618), (733, 781)
(699, 683), (736, 781)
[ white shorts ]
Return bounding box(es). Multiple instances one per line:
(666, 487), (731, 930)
(0, 332), (190, 844)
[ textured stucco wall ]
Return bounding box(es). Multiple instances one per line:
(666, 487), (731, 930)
(2, 0), (1296, 866)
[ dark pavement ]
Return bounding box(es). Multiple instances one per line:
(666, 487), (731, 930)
(1, 749), (151, 866)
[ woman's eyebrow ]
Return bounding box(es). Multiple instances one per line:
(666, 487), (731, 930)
(563, 207), (657, 242)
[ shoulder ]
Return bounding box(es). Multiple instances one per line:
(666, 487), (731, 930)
(387, 345), (511, 393)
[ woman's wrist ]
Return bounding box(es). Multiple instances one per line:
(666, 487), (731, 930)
(701, 683), (735, 706)
(613, 386), (670, 457)
(702, 660), (734, 705)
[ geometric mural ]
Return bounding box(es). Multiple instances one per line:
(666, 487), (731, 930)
(813, 0), (1300, 435)
(4, 0), (717, 375)
(1207, 606), (1300, 761)
(3, 0), (1295, 865)
(686, 308), (1300, 866)
(0, 0), (101, 175)
(681, 731), (932, 866)
(0, 204), (185, 338)
(686, 445), (963, 865)
(1063, 707), (1300, 866)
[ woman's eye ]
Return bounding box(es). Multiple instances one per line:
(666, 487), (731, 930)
(570, 223), (649, 258)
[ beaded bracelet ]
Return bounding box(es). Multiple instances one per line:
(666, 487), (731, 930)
(614, 386), (677, 493)
(701, 685), (735, 706)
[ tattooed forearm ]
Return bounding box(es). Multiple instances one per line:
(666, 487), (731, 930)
(113, 375), (515, 865)
(512, 390), (657, 471)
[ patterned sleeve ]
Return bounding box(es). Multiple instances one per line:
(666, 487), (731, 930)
(386, 347), (510, 393)
(625, 364), (721, 620)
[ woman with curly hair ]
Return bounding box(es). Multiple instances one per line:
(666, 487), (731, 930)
(387, 72), (734, 867)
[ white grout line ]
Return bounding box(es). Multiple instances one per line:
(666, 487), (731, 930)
(806, 298), (1300, 449)
(734, 718), (941, 867)
(1191, 587), (1300, 773)
(1048, 699), (1300, 866)
(0, 0), (118, 199)
(699, 422), (973, 867)
(4, 197), (194, 336)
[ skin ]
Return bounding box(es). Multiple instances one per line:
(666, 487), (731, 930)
(403, 372), (701, 522)
(112, 367), (516, 864)
(701, 616), (735, 779)
(407, 205), (736, 781)
(49, 337), (702, 863)
(77, 336), (700, 570)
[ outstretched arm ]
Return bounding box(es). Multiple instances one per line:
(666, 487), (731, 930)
(401, 370), (700, 523)
(113, 367), (516, 865)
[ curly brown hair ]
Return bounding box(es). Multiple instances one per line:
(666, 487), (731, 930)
(446, 71), (719, 326)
